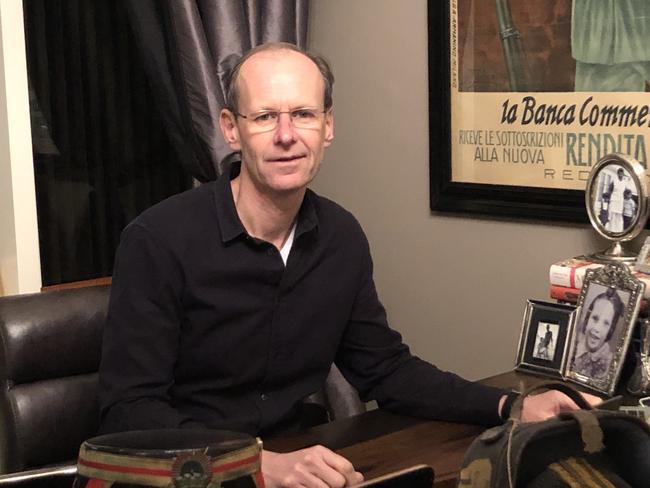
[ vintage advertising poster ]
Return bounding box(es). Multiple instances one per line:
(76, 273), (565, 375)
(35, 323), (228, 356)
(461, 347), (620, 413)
(451, 0), (650, 191)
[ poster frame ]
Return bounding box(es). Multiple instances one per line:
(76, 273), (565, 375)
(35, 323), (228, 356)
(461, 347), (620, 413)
(428, 0), (588, 223)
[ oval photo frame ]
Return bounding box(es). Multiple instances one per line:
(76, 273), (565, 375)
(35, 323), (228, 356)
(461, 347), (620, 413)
(585, 154), (649, 242)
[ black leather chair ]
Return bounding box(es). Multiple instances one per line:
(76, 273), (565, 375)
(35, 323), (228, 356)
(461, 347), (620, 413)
(303, 364), (366, 426)
(0, 285), (364, 486)
(0, 285), (109, 486)
(323, 365), (366, 419)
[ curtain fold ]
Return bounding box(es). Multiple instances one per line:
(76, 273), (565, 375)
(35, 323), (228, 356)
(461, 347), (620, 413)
(123, 0), (310, 182)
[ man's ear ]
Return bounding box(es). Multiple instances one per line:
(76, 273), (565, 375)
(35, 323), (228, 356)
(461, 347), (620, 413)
(324, 110), (334, 147)
(220, 109), (241, 150)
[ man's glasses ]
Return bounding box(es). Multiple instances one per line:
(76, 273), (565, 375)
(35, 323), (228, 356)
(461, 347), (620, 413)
(235, 108), (327, 133)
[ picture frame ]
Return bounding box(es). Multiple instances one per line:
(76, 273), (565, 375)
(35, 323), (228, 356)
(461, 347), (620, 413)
(634, 236), (650, 274)
(565, 264), (644, 395)
(429, 1), (650, 224)
(585, 154), (648, 242)
(515, 300), (577, 378)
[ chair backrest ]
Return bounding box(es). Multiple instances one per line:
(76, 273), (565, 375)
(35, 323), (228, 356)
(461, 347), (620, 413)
(0, 285), (109, 473)
(323, 364), (366, 420)
(0, 284), (364, 474)
(301, 364), (366, 428)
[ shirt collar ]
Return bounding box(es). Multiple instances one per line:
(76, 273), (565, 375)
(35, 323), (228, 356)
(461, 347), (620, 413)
(214, 162), (319, 244)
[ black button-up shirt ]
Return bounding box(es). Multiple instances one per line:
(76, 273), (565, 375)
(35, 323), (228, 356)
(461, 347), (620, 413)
(99, 164), (504, 435)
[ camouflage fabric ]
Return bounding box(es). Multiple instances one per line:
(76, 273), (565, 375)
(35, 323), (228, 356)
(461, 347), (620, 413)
(458, 385), (650, 487)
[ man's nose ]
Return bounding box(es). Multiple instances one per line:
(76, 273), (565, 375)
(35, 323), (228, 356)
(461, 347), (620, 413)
(273, 112), (298, 145)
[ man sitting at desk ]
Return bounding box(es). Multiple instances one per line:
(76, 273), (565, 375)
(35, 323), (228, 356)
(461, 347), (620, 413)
(99, 43), (596, 488)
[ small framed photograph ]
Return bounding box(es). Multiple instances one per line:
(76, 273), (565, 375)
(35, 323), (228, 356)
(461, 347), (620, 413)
(585, 154), (648, 243)
(635, 236), (650, 274)
(565, 264), (644, 395)
(515, 300), (577, 378)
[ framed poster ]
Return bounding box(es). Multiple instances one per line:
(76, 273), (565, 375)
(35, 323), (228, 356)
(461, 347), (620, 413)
(429, 0), (650, 222)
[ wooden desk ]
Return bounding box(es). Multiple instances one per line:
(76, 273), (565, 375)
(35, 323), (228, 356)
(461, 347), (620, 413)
(264, 371), (535, 487)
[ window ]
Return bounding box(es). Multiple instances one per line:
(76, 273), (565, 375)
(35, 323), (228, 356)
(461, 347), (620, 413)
(23, 0), (192, 285)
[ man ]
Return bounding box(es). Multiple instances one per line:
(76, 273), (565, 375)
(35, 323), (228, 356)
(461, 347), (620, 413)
(536, 324), (554, 361)
(99, 43), (597, 488)
(572, 289), (623, 380)
(606, 168), (632, 233)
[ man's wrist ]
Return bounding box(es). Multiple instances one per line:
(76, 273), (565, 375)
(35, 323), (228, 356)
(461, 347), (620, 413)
(499, 391), (520, 421)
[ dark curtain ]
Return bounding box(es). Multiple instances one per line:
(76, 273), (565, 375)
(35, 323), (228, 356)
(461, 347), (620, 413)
(123, 0), (310, 182)
(23, 0), (192, 286)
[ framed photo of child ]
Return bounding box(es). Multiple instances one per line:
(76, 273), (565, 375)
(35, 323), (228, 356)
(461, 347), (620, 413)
(565, 264), (644, 395)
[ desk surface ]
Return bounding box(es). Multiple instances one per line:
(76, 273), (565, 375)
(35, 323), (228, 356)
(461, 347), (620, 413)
(264, 370), (539, 487)
(263, 371), (620, 486)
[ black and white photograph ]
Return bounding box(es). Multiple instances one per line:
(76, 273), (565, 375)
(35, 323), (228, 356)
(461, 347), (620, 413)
(592, 164), (638, 234)
(515, 300), (577, 379)
(566, 264), (643, 395)
(585, 154), (649, 246)
(569, 284), (628, 380)
(532, 322), (559, 362)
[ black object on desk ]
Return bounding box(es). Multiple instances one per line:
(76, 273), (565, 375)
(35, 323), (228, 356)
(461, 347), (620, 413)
(597, 394), (623, 411)
(354, 465), (434, 487)
(73, 429), (263, 488)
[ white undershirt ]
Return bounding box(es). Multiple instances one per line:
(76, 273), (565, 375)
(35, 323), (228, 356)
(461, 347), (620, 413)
(279, 222), (297, 265)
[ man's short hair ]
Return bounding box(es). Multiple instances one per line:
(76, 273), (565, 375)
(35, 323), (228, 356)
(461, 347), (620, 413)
(224, 42), (335, 113)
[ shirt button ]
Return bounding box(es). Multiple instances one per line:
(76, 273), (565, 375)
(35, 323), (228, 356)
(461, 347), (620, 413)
(260, 393), (268, 401)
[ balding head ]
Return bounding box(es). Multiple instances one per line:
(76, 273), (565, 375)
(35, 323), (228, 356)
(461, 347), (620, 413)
(224, 42), (334, 113)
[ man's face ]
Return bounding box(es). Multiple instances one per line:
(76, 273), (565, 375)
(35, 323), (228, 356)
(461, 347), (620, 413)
(618, 169), (624, 180)
(220, 49), (333, 195)
(584, 298), (615, 353)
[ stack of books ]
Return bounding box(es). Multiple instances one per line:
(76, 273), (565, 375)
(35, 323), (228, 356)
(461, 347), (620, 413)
(549, 256), (650, 304)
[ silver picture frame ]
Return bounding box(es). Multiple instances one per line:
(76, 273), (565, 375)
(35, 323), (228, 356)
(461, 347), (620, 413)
(565, 263), (644, 396)
(515, 300), (577, 379)
(634, 236), (650, 275)
(585, 153), (649, 262)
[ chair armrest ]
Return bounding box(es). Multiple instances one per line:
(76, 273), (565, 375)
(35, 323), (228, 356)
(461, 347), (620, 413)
(0, 464), (76, 485)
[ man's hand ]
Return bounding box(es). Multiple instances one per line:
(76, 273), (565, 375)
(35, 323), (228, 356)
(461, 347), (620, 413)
(518, 390), (602, 422)
(262, 446), (364, 488)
